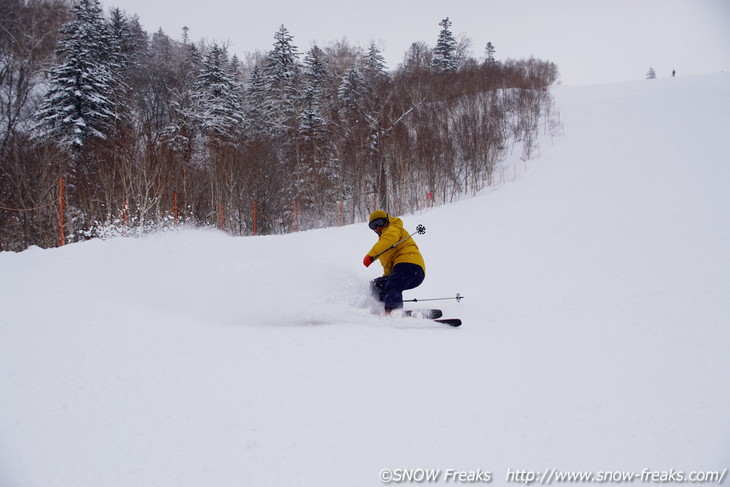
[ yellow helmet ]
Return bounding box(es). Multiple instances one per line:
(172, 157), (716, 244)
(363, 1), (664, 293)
(368, 210), (389, 230)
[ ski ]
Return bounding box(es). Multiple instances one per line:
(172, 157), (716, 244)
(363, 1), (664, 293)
(433, 318), (462, 327)
(403, 309), (442, 319)
(401, 309), (461, 327)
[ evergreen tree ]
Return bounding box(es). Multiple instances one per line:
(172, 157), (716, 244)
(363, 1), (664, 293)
(362, 44), (391, 120)
(485, 42), (497, 66)
(136, 29), (195, 152)
(303, 45), (329, 93)
(228, 54), (243, 85)
(298, 83), (329, 209)
(189, 44), (244, 140)
(265, 25), (299, 88)
(262, 25), (301, 133)
(245, 64), (272, 136)
(299, 86), (326, 140)
(35, 0), (119, 150)
(432, 17), (459, 73)
(106, 9), (147, 130)
(646, 67), (657, 80)
(108, 9), (148, 76)
(300, 45), (329, 140)
(363, 43), (389, 81)
(338, 66), (367, 116)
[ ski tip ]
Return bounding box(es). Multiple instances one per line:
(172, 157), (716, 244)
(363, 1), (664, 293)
(434, 318), (462, 327)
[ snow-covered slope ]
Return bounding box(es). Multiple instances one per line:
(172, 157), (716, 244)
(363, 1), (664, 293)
(2, 74), (729, 486)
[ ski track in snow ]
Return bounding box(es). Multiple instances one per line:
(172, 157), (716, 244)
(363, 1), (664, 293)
(1, 73), (729, 486)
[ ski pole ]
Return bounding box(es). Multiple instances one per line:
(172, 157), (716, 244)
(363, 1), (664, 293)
(403, 293), (464, 303)
(372, 224), (425, 261)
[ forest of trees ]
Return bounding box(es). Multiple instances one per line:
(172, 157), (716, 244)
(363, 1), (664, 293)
(1, 0), (560, 251)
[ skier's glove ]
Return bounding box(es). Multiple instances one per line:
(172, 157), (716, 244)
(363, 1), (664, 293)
(363, 254), (374, 267)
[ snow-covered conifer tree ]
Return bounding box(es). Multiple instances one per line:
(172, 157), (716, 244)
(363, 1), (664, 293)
(108, 9), (148, 77)
(35, 0), (119, 151)
(245, 65), (271, 136)
(188, 44), (244, 140)
(431, 17), (459, 73)
(485, 42), (497, 66)
(147, 29), (200, 153)
(303, 45), (329, 92)
(106, 9), (147, 132)
(265, 25), (299, 87)
(299, 86), (326, 140)
(363, 44), (389, 81)
(300, 46), (329, 141)
(338, 66), (367, 115)
(262, 25), (301, 133)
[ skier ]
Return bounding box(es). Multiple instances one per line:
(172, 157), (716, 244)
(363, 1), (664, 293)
(362, 210), (426, 313)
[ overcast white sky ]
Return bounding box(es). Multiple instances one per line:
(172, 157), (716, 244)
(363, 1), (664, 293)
(102, 0), (730, 85)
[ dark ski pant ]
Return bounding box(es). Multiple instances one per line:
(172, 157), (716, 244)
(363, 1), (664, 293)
(370, 263), (425, 311)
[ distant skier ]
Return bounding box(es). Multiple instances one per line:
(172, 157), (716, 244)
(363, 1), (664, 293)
(362, 210), (426, 313)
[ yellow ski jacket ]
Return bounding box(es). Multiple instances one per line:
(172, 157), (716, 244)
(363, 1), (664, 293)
(367, 216), (426, 276)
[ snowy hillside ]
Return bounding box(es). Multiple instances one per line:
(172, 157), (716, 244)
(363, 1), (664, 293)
(1, 73), (729, 486)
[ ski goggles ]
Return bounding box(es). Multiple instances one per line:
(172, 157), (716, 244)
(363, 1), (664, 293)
(369, 217), (388, 230)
